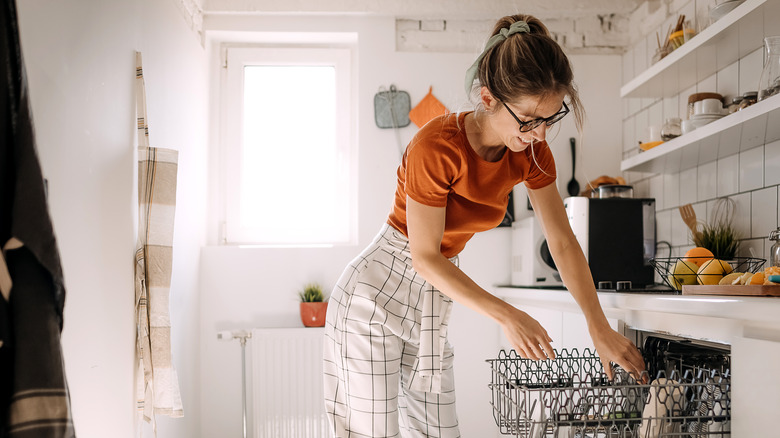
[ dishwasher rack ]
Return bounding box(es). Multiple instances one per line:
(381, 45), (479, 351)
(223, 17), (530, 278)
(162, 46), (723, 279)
(487, 346), (730, 437)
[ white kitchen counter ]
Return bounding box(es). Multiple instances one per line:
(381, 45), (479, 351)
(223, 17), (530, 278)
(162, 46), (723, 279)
(495, 286), (780, 328)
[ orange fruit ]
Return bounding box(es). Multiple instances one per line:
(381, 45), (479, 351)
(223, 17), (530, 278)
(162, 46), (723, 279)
(749, 272), (765, 285)
(683, 247), (714, 268)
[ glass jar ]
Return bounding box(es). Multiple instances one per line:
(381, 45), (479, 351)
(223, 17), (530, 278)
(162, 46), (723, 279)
(758, 36), (780, 101)
(727, 96), (743, 114)
(770, 228), (780, 267)
(739, 92), (758, 110)
(661, 117), (682, 140)
(687, 92), (722, 119)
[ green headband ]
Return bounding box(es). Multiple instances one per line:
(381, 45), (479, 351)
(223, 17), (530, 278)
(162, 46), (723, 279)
(464, 20), (531, 94)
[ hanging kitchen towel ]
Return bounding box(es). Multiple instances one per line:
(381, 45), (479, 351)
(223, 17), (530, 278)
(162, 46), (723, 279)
(134, 52), (184, 430)
(0, 0), (74, 436)
(408, 86), (449, 128)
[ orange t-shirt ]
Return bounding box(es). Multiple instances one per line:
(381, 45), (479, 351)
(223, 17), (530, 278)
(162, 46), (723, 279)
(387, 111), (557, 258)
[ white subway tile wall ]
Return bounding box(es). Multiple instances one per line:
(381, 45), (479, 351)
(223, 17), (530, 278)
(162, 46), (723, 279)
(717, 62), (739, 102)
(649, 101), (664, 131)
(740, 146), (765, 192)
(739, 48), (763, 95)
(657, 210), (673, 246)
(692, 201), (708, 228)
(622, 0), (780, 259)
(664, 172), (681, 209)
(697, 161), (717, 201)
(716, 154), (739, 197)
(752, 187), (778, 239)
(699, 74), (717, 96)
(663, 96), (678, 121)
(765, 139), (780, 186)
(680, 167), (698, 206)
(767, 0), (780, 36)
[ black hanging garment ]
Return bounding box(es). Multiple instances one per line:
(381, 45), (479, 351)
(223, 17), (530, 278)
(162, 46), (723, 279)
(0, 0), (75, 436)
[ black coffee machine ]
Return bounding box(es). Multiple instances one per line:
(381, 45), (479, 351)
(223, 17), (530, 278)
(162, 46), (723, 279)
(565, 197), (656, 289)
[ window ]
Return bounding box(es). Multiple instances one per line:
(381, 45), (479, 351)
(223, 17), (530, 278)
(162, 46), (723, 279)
(223, 47), (356, 246)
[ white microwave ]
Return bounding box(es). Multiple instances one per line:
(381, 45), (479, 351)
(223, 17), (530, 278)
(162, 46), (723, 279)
(511, 216), (563, 287)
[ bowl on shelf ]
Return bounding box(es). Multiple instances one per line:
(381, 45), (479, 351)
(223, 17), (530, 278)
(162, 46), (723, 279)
(710, 0), (746, 22)
(690, 113), (724, 129)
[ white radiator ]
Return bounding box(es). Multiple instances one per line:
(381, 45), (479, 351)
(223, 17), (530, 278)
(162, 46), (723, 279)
(251, 328), (329, 438)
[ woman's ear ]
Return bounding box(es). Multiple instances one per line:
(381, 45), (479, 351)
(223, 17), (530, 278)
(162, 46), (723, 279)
(480, 86), (497, 112)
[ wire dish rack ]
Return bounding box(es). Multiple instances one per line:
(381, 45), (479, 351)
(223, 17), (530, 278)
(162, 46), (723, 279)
(487, 346), (730, 437)
(651, 256), (765, 290)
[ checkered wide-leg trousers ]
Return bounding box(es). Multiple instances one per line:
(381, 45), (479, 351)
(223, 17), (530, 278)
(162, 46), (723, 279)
(323, 225), (460, 438)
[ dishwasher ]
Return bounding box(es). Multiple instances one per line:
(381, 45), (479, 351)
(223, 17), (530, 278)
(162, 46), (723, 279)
(487, 331), (731, 437)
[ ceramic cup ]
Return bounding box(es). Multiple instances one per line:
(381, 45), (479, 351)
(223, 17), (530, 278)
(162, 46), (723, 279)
(647, 125), (662, 142)
(695, 98), (723, 115)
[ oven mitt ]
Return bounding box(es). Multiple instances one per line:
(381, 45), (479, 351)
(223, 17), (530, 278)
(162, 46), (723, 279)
(409, 86), (449, 128)
(374, 85), (411, 129)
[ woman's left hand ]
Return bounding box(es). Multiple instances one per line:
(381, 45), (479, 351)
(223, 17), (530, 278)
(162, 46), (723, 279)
(590, 324), (647, 383)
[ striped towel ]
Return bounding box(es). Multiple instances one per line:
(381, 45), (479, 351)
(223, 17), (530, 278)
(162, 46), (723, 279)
(134, 52), (183, 429)
(1, 0), (75, 435)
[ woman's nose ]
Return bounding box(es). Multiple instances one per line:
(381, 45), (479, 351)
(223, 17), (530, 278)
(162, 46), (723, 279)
(530, 123), (547, 141)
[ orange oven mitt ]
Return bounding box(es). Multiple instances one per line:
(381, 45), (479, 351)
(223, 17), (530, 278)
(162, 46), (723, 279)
(409, 86), (449, 128)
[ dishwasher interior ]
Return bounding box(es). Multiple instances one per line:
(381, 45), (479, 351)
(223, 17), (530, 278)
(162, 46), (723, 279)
(487, 330), (731, 437)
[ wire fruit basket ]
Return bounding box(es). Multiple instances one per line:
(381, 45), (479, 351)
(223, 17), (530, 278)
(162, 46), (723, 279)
(650, 256), (765, 290)
(487, 348), (730, 437)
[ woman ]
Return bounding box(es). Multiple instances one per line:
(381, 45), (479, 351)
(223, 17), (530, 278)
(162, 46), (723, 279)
(323, 14), (646, 437)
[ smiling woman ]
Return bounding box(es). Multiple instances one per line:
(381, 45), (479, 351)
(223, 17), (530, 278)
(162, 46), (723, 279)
(322, 12), (646, 438)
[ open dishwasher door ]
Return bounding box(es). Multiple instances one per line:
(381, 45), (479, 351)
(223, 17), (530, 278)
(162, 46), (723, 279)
(486, 334), (731, 437)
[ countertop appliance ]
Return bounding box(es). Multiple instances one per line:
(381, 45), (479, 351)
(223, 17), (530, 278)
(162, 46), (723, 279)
(565, 196), (656, 288)
(511, 216), (562, 287)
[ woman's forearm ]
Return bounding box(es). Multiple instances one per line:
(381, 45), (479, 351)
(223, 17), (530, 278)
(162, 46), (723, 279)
(546, 233), (610, 330)
(411, 251), (516, 325)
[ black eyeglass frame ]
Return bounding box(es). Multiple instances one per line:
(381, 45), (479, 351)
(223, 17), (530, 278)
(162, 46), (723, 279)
(502, 101), (570, 133)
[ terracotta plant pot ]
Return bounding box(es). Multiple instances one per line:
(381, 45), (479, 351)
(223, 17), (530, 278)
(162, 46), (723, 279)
(300, 302), (328, 327)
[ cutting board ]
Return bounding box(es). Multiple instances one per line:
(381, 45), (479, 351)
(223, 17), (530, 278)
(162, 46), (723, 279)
(682, 284), (780, 297)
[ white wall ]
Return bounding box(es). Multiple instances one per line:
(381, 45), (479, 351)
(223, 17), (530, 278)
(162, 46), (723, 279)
(15, 1), (208, 437)
(201, 14), (622, 438)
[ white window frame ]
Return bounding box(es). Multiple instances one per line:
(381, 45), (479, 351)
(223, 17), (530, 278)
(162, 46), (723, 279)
(222, 46), (356, 246)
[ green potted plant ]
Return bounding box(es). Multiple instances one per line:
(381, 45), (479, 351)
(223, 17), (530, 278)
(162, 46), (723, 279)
(298, 283), (328, 327)
(692, 197), (740, 260)
(693, 223), (739, 260)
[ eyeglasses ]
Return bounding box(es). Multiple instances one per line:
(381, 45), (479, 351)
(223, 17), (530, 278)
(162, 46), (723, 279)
(502, 101), (569, 133)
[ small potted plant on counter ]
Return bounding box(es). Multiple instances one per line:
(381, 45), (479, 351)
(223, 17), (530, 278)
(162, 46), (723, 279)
(299, 283), (328, 327)
(692, 197), (739, 260)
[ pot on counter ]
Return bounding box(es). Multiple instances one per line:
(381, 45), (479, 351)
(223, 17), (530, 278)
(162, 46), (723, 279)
(592, 184), (634, 198)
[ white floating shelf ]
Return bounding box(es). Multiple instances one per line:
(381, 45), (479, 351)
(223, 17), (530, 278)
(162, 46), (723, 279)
(620, 93), (780, 173)
(620, 0), (767, 99)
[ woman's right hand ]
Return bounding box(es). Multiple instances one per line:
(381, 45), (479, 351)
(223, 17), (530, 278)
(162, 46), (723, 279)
(500, 306), (555, 361)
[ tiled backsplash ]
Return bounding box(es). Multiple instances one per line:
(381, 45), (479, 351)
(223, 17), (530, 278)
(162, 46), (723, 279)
(620, 0), (779, 262)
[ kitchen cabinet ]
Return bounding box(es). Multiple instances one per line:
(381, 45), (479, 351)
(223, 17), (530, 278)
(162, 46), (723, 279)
(731, 330), (780, 435)
(495, 289), (620, 352)
(619, 0), (780, 174)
